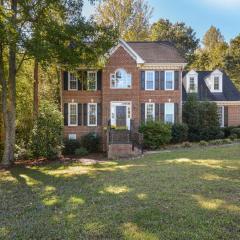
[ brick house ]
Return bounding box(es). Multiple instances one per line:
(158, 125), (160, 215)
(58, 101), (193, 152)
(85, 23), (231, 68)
(62, 39), (240, 152)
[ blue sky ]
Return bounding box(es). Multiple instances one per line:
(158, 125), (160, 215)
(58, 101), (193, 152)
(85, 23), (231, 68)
(83, 0), (240, 42)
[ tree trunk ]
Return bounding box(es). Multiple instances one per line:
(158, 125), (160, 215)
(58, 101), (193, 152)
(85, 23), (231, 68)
(1, 0), (17, 166)
(33, 60), (39, 117)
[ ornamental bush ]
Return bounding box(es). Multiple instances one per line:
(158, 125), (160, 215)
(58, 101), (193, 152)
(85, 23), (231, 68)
(200, 127), (224, 141)
(230, 128), (240, 138)
(30, 101), (63, 159)
(171, 123), (188, 143)
(139, 121), (171, 150)
(75, 147), (88, 157)
(63, 139), (81, 155)
(81, 133), (101, 153)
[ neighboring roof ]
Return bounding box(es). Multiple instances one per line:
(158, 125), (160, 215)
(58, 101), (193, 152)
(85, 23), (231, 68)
(182, 71), (240, 101)
(127, 41), (187, 64)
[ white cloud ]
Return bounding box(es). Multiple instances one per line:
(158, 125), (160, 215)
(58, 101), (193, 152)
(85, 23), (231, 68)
(202, 0), (240, 9)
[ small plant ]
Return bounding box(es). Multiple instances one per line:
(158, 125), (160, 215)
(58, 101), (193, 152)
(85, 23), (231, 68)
(222, 138), (232, 144)
(199, 140), (208, 146)
(230, 128), (240, 138)
(63, 139), (81, 155)
(209, 139), (223, 145)
(230, 134), (238, 141)
(75, 147), (88, 157)
(81, 133), (101, 153)
(182, 141), (192, 148)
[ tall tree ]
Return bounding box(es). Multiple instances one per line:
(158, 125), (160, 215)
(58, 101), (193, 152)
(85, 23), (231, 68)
(224, 35), (240, 89)
(95, 0), (153, 41)
(150, 19), (199, 62)
(0, 0), (117, 166)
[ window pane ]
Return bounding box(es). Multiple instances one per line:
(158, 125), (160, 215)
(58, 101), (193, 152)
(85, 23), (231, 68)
(70, 74), (77, 90)
(88, 104), (97, 125)
(88, 72), (96, 90)
(146, 104), (154, 121)
(189, 77), (195, 90)
(70, 104), (77, 125)
(165, 72), (173, 89)
(165, 103), (174, 123)
(146, 72), (154, 90)
(111, 69), (131, 89)
(214, 76), (219, 90)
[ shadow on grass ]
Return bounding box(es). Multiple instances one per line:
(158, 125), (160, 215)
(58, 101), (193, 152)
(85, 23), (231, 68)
(0, 144), (239, 239)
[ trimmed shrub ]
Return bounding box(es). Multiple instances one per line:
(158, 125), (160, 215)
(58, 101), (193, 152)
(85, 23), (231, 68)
(63, 139), (81, 155)
(81, 133), (101, 153)
(209, 139), (223, 145)
(223, 126), (235, 138)
(75, 147), (88, 157)
(230, 134), (238, 141)
(230, 128), (240, 138)
(15, 145), (32, 160)
(199, 140), (208, 146)
(222, 138), (232, 144)
(139, 121), (171, 150)
(30, 101), (63, 159)
(171, 123), (188, 143)
(200, 127), (224, 141)
(182, 141), (192, 148)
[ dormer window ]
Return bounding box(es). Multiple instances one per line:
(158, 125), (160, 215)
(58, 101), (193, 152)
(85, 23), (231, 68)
(186, 70), (198, 93)
(210, 70), (223, 92)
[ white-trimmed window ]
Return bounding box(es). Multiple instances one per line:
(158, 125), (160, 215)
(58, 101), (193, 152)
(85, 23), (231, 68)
(111, 69), (131, 89)
(145, 103), (155, 122)
(145, 71), (155, 90)
(88, 103), (97, 126)
(165, 103), (174, 124)
(87, 71), (97, 91)
(68, 134), (77, 140)
(217, 106), (224, 127)
(165, 71), (174, 90)
(189, 77), (196, 91)
(68, 73), (78, 90)
(68, 103), (78, 126)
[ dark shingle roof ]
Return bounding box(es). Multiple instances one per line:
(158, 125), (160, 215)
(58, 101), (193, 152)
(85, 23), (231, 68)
(127, 41), (186, 64)
(182, 71), (240, 101)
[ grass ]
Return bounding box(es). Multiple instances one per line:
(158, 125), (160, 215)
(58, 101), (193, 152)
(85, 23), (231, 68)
(0, 145), (240, 240)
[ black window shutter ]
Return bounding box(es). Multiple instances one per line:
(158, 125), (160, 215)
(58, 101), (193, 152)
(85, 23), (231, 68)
(174, 71), (179, 90)
(174, 103), (179, 123)
(141, 103), (145, 123)
(97, 103), (102, 126)
(83, 71), (88, 91)
(97, 70), (102, 90)
(63, 71), (68, 90)
(140, 71), (145, 90)
(155, 103), (159, 121)
(155, 71), (160, 90)
(160, 71), (165, 90)
(78, 104), (82, 125)
(64, 103), (68, 125)
(224, 106), (228, 127)
(83, 103), (88, 126)
(160, 103), (165, 122)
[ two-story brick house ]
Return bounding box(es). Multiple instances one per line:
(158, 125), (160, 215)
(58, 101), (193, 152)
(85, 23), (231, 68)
(62, 39), (240, 151)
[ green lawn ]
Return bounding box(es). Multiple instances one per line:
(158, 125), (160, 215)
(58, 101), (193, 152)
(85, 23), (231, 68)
(0, 145), (240, 240)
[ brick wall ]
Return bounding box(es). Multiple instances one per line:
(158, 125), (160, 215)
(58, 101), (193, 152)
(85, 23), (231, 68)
(228, 105), (240, 126)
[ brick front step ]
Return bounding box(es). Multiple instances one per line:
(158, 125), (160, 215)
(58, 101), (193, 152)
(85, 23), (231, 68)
(107, 144), (142, 159)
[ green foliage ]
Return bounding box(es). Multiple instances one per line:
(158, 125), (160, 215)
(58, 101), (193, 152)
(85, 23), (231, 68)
(0, 142), (3, 160)
(63, 140), (81, 155)
(75, 147), (89, 157)
(139, 121), (171, 149)
(150, 19), (199, 62)
(181, 141), (192, 148)
(95, 0), (153, 41)
(199, 140), (208, 146)
(183, 94), (221, 141)
(230, 134), (238, 141)
(171, 123), (188, 143)
(81, 133), (101, 153)
(230, 128), (240, 138)
(222, 138), (232, 144)
(30, 101), (63, 159)
(15, 145), (32, 161)
(209, 139), (223, 145)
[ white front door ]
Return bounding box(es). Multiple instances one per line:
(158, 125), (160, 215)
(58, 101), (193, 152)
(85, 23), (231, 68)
(110, 101), (132, 129)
